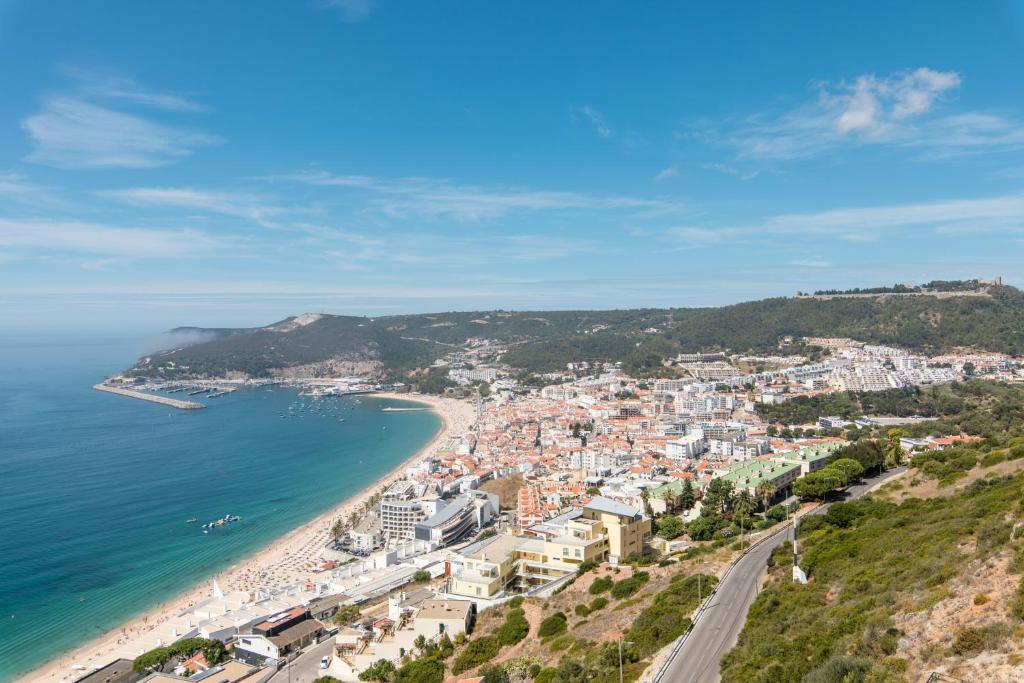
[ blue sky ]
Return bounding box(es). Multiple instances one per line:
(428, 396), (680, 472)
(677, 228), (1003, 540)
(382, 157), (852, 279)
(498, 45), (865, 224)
(2, 1), (1024, 332)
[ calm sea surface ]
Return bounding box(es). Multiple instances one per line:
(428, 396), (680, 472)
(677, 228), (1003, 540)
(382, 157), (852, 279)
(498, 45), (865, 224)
(0, 334), (440, 681)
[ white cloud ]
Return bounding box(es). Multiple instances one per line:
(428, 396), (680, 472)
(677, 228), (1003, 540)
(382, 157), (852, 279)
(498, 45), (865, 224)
(100, 187), (284, 227)
(0, 218), (237, 258)
(573, 105), (612, 138)
(700, 67), (1023, 161)
(654, 166), (678, 182)
(826, 67), (961, 137)
(316, 0), (376, 23)
(23, 97), (220, 169)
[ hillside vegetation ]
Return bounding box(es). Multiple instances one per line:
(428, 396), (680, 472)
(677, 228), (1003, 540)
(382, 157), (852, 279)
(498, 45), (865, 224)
(757, 381), (1024, 437)
(722, 468), (1024, 682)
(126, 285), (1024, 379)
(721, 412), (1024, 683)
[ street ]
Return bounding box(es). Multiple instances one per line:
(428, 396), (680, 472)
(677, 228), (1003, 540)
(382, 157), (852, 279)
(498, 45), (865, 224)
(268, 638), (336, 683)
(654, 466), (907, 683)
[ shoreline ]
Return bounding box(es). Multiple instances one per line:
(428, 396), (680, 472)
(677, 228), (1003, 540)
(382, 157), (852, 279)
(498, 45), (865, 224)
(19, 391), (474, 683)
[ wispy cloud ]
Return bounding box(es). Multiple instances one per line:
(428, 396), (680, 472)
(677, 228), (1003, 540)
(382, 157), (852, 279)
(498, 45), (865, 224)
(788, 259), (832, 268)
(654, 166), (678, 182)
(0, 218), (238, 258)
(0, 171), (40, 195)
(665, 191), (1024, 247)
(702, 163), (760, 181)
(697, 67), (1024, 161)
(23, 97), (220, 169)
(262, 170), (680, 221)
(572, 105), (612, 138)
(60, 66), (206, 111)
(316, 0), (376, 23)
(99, 187), (285, 228)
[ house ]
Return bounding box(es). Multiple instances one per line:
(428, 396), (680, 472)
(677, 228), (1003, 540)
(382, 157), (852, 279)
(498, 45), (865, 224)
(329, 597), (474, 681)
(308, 593), (353, 623)
(413, 600), (473, 637)
(233, 611), (325, 666)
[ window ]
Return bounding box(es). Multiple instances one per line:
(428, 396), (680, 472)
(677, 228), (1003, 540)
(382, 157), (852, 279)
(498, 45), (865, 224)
(575, 549), (582, 558)
(562, 547), (569, 556)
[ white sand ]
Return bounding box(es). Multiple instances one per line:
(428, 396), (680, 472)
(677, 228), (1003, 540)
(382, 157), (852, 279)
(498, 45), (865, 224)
(20, 392), (474, 683)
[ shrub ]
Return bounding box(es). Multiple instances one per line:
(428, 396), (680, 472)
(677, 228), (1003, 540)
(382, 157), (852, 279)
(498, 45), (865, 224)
(507, 596), (524, 609)
(412, 569), (431, 583)
(628, 573), (714, 656)
(982, 451), (1007, 467)
(495, 608), (530, 646)
(1012, 577), (1024, 620)
(574, 604), (590, 617)
(394, 658), (443, 683)
(534, 668), (557, 683)
(451, 636), (500, 674)
(802, 656), (872, 683)
(610, 571), (650, 599)
(974, 593), (990, 606)
(588, 576), (613, 595)
(549, 635), (574, 652)
(538, 611), (568, 638)
(590, 597), (608, 611)
(950, 622), (1011, 657)
(951, 627), (986, 657)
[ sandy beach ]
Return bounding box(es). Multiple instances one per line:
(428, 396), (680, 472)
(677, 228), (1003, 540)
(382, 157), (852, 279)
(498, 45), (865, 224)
(20, 392), (475, 683)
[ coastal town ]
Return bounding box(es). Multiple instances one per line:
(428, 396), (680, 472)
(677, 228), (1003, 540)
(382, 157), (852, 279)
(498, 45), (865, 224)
(45, 334), (1024, 683)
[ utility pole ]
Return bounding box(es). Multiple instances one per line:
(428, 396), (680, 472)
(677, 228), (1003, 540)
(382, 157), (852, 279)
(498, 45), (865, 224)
(697, 557), (702, 604)
(618, 638), (634, 683)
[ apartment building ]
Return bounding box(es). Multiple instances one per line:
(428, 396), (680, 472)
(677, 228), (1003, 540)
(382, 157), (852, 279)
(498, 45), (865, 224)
(449, 498), (651, 600)
(380, 500), (425, 540)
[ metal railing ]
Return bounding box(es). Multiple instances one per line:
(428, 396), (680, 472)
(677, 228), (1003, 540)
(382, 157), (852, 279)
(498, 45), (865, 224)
(926, 673), (965, 683)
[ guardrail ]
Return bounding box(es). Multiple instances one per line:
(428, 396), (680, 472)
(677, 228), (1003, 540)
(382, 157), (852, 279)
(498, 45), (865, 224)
(650, 522), (794, 682)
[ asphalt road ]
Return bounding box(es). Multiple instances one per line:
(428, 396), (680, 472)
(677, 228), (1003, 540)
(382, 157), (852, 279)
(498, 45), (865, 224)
(268, 638), (335, 683)
(655, 467), (907, 683)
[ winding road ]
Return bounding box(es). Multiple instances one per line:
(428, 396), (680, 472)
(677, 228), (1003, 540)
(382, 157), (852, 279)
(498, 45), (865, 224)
(653, 467), (906, 683)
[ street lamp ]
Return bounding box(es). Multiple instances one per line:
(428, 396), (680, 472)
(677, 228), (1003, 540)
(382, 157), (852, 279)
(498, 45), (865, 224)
(618, 638), (635, 683)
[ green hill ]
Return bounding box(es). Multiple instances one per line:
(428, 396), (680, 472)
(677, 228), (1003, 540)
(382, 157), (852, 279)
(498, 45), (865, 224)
(125, 284), (1024, 379)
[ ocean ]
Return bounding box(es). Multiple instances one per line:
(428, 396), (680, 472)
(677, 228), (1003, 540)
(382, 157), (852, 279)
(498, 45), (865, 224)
(0, 334), (441, 682)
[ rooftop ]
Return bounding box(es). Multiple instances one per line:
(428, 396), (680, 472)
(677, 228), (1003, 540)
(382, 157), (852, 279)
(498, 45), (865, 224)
(416, 599), (473, 621)
(585, 496), (641, 519)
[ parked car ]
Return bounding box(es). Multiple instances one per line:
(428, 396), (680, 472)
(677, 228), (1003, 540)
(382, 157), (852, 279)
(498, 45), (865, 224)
(320, 656), (330, 669)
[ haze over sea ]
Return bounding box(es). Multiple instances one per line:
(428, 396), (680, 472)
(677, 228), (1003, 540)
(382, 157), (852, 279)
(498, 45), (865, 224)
(0, 334), (441, 682)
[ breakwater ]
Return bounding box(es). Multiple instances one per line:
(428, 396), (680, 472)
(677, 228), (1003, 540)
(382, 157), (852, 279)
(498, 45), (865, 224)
(92, 383), (206, 409)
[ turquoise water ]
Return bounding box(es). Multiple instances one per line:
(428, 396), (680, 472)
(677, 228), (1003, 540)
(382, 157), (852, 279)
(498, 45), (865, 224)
(0, 335), (441, 681)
